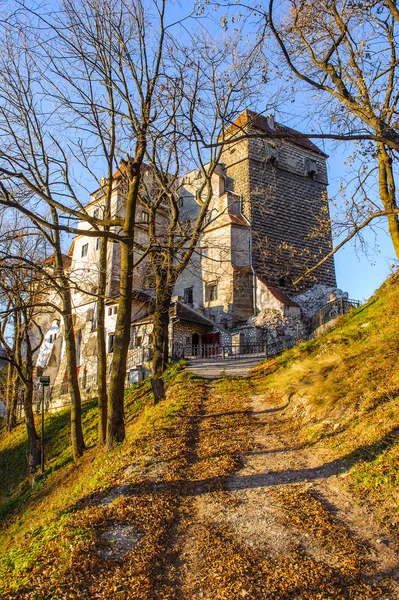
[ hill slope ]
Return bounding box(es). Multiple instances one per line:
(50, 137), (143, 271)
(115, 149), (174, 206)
(0, 274), (399, 598)
(250, 271), (399, 531)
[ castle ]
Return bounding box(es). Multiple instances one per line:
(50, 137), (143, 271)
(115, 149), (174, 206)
(36, 110), (337, 390)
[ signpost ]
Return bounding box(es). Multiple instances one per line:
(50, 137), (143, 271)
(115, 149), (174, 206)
(39, 376), (50, 473)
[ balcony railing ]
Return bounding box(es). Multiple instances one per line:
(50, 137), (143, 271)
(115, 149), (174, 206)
(307, 298), (361, 333)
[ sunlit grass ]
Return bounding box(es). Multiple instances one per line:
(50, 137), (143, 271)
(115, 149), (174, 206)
(0, 362), (199, 593)
(250, 270), (399, 528)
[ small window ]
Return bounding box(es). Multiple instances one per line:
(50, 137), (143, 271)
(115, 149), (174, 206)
(93, 208), (99, 219)
(208, 283), (218, 302)
(96, 237), (101, 250)
(278, 277), (286, 288)
(184, 287), (193, 304)
(48, 334), (53, 343)
(304, 157), (319, 178)
(108, 307), (112, 316)
(130, 325), (135, 349)
(81, 243), (88, 257)
(113, 306), (118, 315)
(135, 336), (142, 348)
(141, 211), (149, 223)
(108, 333), (114, 353)
(148, 333), (153, 345)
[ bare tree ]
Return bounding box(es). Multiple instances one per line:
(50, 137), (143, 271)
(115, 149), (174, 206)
(0, 0), (265, 441)
(0, 0), (169, 449)
(140, 32), (263, 397)
(0, 221), (47, 472)
(215, 1), (399, 273)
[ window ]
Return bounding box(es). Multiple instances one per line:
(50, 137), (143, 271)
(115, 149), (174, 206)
(113, 306), (118, 315)
(208, 283), (218, 302)
(93, 208), (99, 219)
(184, 287), (193, 304)
(96, 238), (101, 251)
(141, 211), (149, 223)
(278, 277), (286, 288)
(129, 325), (135, 349)
(135, 336), (142, 348)
(148, 334), (153, 345)
(108, 307), (113, 316)
(81, 243), (88, 257)
(304, 157), (319, 178)
(108, 333), (114, 353)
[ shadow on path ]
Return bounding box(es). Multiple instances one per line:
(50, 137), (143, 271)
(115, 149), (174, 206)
(69, 422), (399, 515)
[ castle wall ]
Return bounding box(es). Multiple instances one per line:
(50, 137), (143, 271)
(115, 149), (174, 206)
(221, 124), (336, 293)
(247, 136), (336, 291)
(232, 271), (254, 322)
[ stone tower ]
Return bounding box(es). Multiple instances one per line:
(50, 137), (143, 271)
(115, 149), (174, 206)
(222, 110), (337, 293)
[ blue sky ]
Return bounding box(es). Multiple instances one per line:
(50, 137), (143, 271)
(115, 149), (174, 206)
(58, 1), (396, 303)
(327, 151), (396, 302)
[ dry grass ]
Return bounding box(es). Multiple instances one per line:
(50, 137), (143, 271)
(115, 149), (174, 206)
(0, 363), (199, 595)
(250, 271), (399, 530)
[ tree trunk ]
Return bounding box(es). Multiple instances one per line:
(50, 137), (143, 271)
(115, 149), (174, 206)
(24, 381), (40, 474)
(97, 237), (108, 445)
(377, 144), (399, 259)
(106, 155), (143, 450)
(106, 240), (133, 447)
(51, 204), (85, 460)
(151, 296), (171, 402)
(5, 362), (18, 431)
(62, 304), (85, 459)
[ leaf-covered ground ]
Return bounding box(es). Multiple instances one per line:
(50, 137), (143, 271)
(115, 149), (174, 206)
(2, 368), (398, 599)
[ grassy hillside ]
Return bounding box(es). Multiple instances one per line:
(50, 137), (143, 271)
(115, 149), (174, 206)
(0, 363), (202, 596)
(250, 271), (399, 531)
(1, 273), (399, 596)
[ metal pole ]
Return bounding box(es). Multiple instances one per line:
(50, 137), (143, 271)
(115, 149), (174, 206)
(41, 384), (45, 473)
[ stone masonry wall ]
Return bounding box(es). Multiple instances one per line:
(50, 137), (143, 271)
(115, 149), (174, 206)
(247, 136), (336, 291)
(221, 124), (336, 295)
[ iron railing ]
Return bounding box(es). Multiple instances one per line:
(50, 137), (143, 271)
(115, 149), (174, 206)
(173, 336), (296, 361)
(307, 298), (361, 333)
(126, 345), (152, 370)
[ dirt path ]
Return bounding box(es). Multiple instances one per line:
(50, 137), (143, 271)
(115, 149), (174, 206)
(27, 376), (398, 599)
(187, 357), (263, 379)
(165, 379), (399, 599)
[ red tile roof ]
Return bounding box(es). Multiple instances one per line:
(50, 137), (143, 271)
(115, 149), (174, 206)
(42, 253), (72, 268)
(229, 214), (249, 226)
(226, 109), (327, 157)
(257, 276), (300, 308)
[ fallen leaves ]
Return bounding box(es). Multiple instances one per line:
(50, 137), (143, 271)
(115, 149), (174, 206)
(1, 374), (393, 598)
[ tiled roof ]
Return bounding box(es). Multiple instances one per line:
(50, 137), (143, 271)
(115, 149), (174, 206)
(226, 109), (327, 156)
(42, 253), (72, 268)
(229, 214), (249, 226)
(173, 301), (214, 327)
(131, 300), (214, 328)
(257, 276), (300, 308)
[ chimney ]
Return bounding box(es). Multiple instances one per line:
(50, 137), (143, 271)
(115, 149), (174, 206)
(267, 114), (275, 129)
